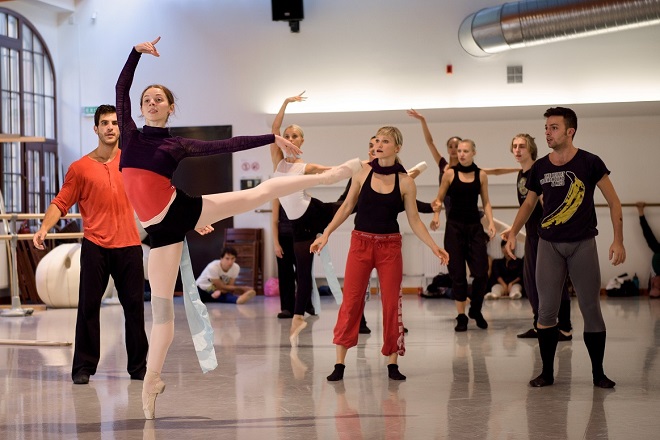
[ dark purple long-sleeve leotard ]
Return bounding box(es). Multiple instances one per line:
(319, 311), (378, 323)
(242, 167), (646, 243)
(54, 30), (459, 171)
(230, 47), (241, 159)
(116, 48), (274, 221)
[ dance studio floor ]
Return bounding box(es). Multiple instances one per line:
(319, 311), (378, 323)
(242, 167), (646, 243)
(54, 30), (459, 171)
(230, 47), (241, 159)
(1, 293), (659, 440)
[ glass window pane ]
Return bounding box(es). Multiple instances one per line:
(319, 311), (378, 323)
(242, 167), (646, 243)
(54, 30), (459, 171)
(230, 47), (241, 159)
(33, 152), (40, 213)
(33, 37), (42, 54)
(9, 48), (19, 92)
(23, 93), (34, 136)
(34, 95), (45, 137)
(34, 53), (44, 94)
(26, 149), (39, 213)
(1, 91), (8, 132)
(22, 51), (33, 92)
(44, 151), (56, 199)
(12, 143), (20, 171)
(0, 13), (6, 36)
(8, 15), (17, 39)
(22, 25), (32, 49)
(1, 47), (8, 90)
(45, 97), (55, 138)
(44, 60), (53, 96)
(10, 91), (20, 133)
(3, 142), (22, 212)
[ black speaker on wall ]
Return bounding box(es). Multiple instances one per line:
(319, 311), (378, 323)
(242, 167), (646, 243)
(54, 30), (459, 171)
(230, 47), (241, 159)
(272, 0), (304, 21)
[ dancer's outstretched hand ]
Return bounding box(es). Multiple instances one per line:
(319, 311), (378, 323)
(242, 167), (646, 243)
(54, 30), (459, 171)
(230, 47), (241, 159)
(274, 134), (302, 157)
(406, 109), (425, 121)
(310, 235), (328, 254)
(285, 91), (307, 104)
(135, 37), (161, 57)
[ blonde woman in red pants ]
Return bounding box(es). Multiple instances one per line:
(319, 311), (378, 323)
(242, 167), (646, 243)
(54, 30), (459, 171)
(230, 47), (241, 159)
(311, 126), (449, 381)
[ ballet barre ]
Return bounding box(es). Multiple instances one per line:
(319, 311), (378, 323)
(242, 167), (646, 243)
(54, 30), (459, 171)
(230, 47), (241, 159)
(1, 213), (82, 323)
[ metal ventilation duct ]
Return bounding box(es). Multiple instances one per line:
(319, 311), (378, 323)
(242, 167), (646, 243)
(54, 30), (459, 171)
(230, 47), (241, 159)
(459, 0), (660, 57)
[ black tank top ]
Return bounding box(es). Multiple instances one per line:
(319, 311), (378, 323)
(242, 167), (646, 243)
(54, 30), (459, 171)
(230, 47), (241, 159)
(354, 170), (403, 234)
(447, 165), (481, 224)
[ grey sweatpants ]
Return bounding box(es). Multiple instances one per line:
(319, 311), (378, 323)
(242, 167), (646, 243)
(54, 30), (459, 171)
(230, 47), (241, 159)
(536, 237), (605, 332)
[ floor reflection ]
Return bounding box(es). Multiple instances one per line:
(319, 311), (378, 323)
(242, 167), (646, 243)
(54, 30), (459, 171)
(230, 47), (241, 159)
(1, 296), (659, 439)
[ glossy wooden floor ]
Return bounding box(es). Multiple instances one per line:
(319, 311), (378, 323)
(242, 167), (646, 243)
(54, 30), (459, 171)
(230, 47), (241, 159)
(1, 294), (659, 440)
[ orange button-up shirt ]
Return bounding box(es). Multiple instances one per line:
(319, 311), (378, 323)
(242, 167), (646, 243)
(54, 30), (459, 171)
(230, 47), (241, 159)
(51, 150), (141, 248)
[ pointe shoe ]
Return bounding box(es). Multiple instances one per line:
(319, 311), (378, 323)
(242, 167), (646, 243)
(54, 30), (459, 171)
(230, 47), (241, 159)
(320, 157), (362, 184)
(289, 318), (308, 347)
(142, 371), (166, 420)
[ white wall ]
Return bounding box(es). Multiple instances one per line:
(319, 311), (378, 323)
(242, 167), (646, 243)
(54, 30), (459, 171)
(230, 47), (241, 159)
(2, 0), (659, 288)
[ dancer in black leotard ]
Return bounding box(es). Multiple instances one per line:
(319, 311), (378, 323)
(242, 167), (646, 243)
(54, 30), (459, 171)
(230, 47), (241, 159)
(431, 139), (495, 332)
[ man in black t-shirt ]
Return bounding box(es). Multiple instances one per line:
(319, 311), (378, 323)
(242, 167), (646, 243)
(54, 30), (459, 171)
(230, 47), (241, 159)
(505, 107), (625, 389)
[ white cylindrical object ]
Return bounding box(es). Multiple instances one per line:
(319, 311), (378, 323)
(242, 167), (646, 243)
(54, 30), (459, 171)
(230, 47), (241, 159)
(35, 243), (114, 308)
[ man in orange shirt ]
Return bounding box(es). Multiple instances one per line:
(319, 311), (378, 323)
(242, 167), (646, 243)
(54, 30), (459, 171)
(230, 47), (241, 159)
(34, 105), (148, 385)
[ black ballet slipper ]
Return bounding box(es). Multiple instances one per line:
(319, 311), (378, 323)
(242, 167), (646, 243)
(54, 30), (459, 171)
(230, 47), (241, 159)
(454, 314), (468, 332)
(327, 364), (345, 382)
(594, 375), (616, 388)
(387, 364), (407, 381)
(529, 373), (554, 387)
(468, 308), (488, 329)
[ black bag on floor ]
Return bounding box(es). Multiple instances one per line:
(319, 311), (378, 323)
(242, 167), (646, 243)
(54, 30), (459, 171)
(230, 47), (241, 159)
(606, 273), (639, 297)
(423, 273), (453, 299)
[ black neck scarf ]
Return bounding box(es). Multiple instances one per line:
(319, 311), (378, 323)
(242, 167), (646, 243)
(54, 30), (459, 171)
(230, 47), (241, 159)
(369, 159), (407, 175)
(454, 162), (479, 173)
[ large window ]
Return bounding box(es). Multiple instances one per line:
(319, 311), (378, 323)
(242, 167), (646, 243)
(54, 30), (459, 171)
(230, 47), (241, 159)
(0, 8), (57, 214)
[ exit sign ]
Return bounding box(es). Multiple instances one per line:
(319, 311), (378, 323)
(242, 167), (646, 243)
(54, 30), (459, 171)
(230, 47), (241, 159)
(82, 106), (98, 116)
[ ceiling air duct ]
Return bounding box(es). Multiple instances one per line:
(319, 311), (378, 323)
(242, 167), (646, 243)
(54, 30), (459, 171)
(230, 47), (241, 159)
(459, 0), (660, 57)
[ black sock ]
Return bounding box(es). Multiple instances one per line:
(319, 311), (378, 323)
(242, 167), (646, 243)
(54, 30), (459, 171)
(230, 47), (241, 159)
(584, 331), (615, 387)
(538, 326), (559, 381)
(388, 364), (406, 381)
(327, 364), (345, 381)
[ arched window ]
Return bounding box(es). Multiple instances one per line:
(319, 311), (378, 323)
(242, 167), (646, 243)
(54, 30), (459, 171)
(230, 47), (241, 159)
(0, 8), (57, 214)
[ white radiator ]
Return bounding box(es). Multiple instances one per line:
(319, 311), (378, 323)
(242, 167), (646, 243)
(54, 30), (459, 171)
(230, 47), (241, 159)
(313, 231), (352, 278)
(417, 231), (448, 277)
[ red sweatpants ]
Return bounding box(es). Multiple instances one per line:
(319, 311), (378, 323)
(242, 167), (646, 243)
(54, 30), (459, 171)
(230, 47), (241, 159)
(333, 231), (405, 356)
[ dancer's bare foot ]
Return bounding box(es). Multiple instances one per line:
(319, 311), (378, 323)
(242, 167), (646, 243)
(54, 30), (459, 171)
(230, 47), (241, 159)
(289, 315), (308, 347)
(320, 157), (362, 185)
(236, 289), (256, 304)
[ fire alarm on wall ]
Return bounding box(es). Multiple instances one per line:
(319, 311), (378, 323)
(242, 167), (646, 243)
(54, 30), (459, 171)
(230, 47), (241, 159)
(446, 64), (453, 75)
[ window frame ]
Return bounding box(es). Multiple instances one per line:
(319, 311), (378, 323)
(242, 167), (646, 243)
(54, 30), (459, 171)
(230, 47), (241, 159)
(0, 7), (58, 214)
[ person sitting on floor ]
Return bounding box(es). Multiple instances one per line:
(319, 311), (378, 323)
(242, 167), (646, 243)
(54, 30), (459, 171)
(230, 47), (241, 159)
(195, 247), (257, 304)
(485, 240), (524, 300)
